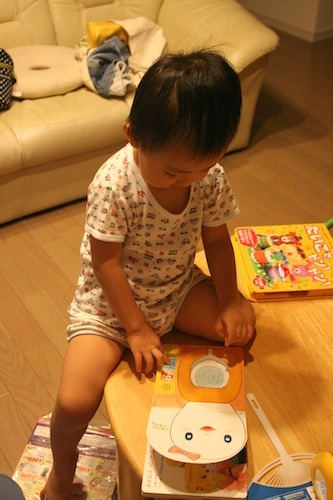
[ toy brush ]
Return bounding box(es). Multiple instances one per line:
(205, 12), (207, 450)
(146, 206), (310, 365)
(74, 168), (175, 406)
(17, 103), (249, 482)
(247, 393), (312, 487)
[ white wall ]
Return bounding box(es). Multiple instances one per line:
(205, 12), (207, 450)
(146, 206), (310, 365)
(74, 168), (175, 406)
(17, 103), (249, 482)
(238, 0), (333, 41)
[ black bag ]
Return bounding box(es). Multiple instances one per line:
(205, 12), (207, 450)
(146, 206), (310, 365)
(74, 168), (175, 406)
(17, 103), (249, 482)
(0, 48), (16, 111)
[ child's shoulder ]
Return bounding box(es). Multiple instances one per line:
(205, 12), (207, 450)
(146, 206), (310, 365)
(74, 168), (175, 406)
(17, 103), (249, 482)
(200, 163), (226, 191)
(207, 163), (225, 178)
(93, 144), (134, 186)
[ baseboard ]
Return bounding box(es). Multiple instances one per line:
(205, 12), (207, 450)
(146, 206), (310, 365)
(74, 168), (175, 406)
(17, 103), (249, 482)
(250, 11), (333, 42)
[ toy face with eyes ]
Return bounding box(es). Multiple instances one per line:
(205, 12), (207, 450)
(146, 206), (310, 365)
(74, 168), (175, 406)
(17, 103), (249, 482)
(169, 402), (246, 462)
(147, 346), (246, 464)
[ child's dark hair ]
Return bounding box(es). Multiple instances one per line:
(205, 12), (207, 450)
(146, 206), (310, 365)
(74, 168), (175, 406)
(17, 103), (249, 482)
(128, 50), (242, 157)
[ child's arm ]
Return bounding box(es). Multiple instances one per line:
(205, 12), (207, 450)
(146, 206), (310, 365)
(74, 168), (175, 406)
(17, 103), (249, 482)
(90, 235), (169, 373)
(202, 223), (253, 346)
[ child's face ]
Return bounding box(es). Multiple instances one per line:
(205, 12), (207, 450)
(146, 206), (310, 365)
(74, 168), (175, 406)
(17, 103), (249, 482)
(133, 144), (224, 189)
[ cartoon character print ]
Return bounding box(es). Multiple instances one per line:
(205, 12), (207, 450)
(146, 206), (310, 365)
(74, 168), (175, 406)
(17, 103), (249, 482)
(253, 243), (304, 267)
(264, 244), (308, 284)
(292, 259), (317, 280)
(185, 462), (246, 493)
(166, 451), (247, 493)
(250, 239), (309, 285)
(279, 243), (305, 262)
(168, 402), (246, 462)
(257, 231), (302, 249)
(251, 248), (285, 266)
(146, 346), (247, 465)
(161, 370), (174, 382)
(267, 262), (299, 284)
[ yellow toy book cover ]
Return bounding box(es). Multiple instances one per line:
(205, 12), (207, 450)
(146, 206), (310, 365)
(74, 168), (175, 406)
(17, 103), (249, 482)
(142, 344), (247, 498)
(231, 223), (333, 301)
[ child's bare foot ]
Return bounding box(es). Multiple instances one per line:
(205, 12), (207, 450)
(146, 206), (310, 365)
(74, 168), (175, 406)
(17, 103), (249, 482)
(40, 470), (71, 499)
(40, 450), (79, 499)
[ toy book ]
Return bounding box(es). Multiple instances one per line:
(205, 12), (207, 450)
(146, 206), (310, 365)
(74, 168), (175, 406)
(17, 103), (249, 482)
(12, 415), (117, 499)
(142, 344), (247, 498)
(231, 222), (333, 301)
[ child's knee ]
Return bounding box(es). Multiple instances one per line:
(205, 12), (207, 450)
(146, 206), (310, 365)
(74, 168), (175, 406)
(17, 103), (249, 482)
(54, 387), (99, 427)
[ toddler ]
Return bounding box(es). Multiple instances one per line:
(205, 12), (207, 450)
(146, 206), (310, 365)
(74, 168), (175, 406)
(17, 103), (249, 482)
(41, 50), (255, 499)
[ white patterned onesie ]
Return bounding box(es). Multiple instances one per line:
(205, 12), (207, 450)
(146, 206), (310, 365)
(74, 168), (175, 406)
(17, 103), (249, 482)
(67, 144), (239, 346)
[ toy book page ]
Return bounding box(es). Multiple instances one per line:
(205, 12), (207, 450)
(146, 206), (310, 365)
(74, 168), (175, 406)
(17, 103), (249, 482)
(146, 345), (246, 465)
(12, 416), (117, 499)
(142, 442), (247, 499)
(232, 223), (333, 298)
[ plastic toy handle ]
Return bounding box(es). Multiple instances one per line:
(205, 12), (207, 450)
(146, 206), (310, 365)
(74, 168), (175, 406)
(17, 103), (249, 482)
(311, 451), (333, 500)
(247, 393), (290, 459)
(325, 218), (333, 230)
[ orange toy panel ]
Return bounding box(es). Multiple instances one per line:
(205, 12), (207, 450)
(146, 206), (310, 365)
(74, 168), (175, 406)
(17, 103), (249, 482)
(178, 347), (242, 403)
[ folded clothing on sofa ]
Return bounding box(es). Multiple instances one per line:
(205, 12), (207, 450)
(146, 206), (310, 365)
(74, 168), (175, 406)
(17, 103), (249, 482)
(76, 16), (167, 97)
(86, 20), (129, 48)
(87, 36), (132, 97)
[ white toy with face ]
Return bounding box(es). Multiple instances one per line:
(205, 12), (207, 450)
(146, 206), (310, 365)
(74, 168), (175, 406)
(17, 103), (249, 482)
(147, 346), (246, 464)
(147, 402), (247, 464)
(169, 402), (246, 463)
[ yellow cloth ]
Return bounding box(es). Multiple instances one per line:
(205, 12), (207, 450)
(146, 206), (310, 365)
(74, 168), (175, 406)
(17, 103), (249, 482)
(86, 21), (129, 48)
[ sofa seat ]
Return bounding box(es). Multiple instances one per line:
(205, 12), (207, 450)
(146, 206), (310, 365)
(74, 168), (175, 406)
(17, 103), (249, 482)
(0, 0), (279, 225)
(2, 89), (129, 174)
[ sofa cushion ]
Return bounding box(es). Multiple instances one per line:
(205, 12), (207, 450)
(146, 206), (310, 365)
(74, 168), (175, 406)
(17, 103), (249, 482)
(0, 121), (22, 176)
(49, 0), (164, 48)
(158, 0), (279, 73)
(8, 46), (83, 98)
(0, 88), (130, 175)
(0, 0), (56, 48)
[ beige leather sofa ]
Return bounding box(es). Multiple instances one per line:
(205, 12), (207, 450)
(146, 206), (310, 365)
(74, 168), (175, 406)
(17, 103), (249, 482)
(0, 0), (278, 225)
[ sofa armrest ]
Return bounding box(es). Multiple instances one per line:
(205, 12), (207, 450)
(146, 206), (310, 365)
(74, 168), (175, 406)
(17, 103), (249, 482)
(157, 0), (279, 72)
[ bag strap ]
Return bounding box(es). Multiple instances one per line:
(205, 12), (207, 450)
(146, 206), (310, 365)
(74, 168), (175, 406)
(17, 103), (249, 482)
(0, 62), (14, 71)
(0, 62), (16, 82)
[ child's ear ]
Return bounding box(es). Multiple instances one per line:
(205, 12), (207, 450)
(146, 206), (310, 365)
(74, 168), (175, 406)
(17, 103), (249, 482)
(124, 122), (139, 148)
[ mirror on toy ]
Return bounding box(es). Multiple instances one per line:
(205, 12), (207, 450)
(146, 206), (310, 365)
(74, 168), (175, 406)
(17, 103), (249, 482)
(190, 348), (230, 388)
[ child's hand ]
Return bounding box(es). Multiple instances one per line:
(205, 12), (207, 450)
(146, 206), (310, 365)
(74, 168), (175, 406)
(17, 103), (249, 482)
(215, 299), (253, 347)
(127, 324), (170, 374)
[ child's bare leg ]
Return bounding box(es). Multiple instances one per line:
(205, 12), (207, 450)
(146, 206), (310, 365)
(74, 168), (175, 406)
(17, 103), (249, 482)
(40, 335), (124, 500)
(174, 278), (255, 345)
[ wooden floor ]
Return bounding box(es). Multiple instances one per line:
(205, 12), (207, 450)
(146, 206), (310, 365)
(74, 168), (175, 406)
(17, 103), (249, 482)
(0, 31), (332, 477)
